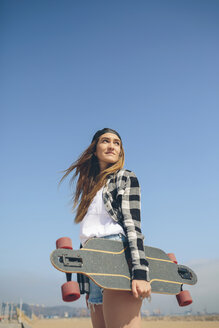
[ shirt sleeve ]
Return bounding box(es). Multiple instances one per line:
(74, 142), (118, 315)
(120, 172), (150, 281)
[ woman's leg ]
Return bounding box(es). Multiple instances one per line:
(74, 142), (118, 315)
(90, 304), (106, 328)
(103, 289), (142, 328)
(88, 280), (106, 328)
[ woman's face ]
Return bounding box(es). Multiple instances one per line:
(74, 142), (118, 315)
(95, 133), (121, 171)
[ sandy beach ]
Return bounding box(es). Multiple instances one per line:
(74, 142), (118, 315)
(32, 317), (219, 328)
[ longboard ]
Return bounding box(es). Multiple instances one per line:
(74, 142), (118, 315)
(50, 237), (197, 305)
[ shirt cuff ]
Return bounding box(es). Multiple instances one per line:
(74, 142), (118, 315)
(133, 269), (150, 282)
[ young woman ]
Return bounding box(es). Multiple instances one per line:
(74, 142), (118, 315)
(60, 128), (151, 328)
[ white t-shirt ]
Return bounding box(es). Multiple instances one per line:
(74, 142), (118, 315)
(80, 187), (125, 246)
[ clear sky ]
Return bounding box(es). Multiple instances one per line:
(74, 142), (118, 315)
(1, 0), (219, 314)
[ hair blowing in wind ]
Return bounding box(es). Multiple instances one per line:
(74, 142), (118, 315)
(60, 131), (124, 223)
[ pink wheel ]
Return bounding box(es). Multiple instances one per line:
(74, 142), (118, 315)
(61, 281), (80, 302)
(56, 237), (73, 249)
(167, 253), (178, 264)
(176, 290), (193, 306)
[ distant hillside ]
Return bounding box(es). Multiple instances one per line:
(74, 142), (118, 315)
(0, 303), (89, 319)
(22, 304), (89, 318)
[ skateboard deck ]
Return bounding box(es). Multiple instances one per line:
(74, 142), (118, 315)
(50, 238), (197, 296)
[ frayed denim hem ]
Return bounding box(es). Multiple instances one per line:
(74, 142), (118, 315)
(87, 300), (103, 312)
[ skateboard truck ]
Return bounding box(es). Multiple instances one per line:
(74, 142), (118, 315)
(61, 254), (83, 268)
(178, 267), (192, 280)
(55, 237), (81, 302)
(66, 272), (72, 282)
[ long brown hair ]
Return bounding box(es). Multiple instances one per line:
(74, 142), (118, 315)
(60, 132), (125, 223)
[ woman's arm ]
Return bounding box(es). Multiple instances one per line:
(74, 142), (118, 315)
(120, 171), (151, 298)
(121, 172), (149, 280)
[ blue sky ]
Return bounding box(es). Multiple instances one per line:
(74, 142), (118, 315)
(1, 0), (219, 314)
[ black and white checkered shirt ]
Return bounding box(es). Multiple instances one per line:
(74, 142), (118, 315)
(77, 169), (149, 294)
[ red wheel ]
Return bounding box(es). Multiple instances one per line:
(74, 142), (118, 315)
(167, 253), (178, 264)
(61, 281), (80, 302)
(56, 237), (72, 249)
(176, 290), (193, 306)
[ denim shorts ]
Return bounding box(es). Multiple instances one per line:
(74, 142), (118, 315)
(88, 233), (127, 306)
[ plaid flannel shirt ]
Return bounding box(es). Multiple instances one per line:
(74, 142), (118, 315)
(77, 169), (149, 294)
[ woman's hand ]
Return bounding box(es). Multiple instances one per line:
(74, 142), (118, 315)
(132, 280), (151, 300)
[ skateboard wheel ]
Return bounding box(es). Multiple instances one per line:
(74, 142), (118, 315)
(167, 253), (178, 264)
(56, 237), (73, 249)
(176, 290), (193, 306)
(61, 281), (80, 302)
